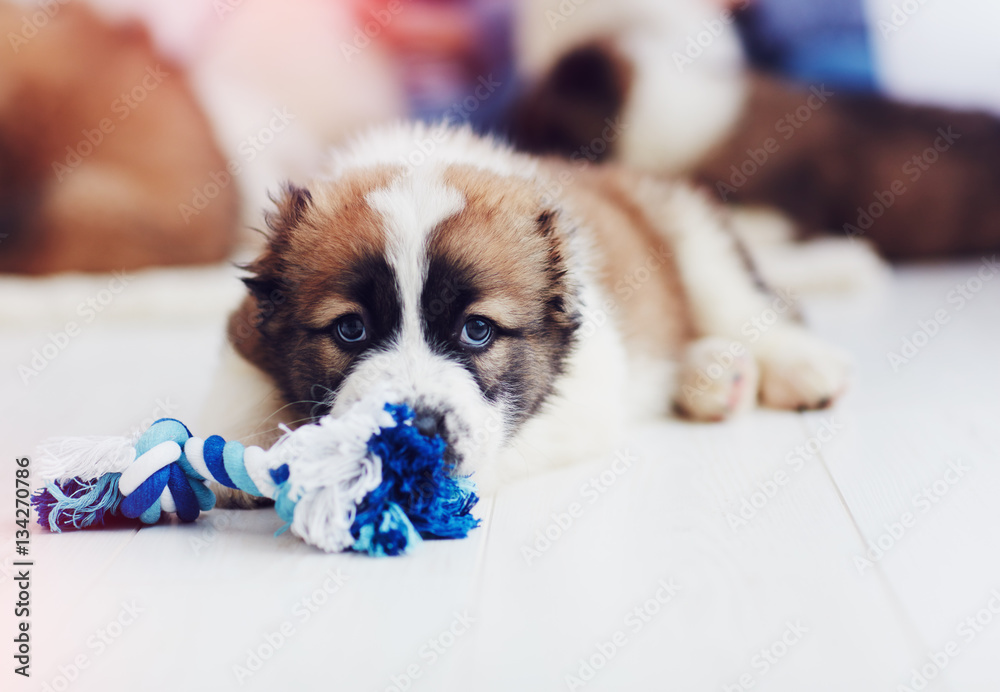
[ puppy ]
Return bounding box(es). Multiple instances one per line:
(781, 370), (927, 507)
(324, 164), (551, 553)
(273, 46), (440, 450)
(202, 123), (849, 494)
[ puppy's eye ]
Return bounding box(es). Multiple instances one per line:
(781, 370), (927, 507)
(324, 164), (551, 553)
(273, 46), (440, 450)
(333, 314), (367, 346)
(459, 317), (494, 349)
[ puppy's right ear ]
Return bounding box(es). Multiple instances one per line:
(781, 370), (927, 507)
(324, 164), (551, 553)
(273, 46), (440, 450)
(239, 182), (313, 312)
(229, 182), (311, 367)
(264, 183), (313, 239)
(240, 274), (281, 303)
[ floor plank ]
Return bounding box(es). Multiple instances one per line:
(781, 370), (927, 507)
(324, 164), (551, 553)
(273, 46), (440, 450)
(468, 415), (917, 692)
(803, 262), (1000, 692)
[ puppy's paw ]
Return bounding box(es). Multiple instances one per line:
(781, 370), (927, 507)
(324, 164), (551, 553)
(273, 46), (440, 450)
(675, 337), (758, 421)
(756, 329), (851, 411)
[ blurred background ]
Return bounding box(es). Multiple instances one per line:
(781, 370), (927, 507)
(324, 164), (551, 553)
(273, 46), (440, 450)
(2, 0), (999, 277)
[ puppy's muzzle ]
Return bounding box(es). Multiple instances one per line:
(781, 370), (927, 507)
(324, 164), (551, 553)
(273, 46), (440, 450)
(412, 408), (445, 439)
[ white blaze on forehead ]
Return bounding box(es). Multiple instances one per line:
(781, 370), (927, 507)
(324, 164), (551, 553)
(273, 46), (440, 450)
(365, 171), (466, 341)
(336, 170), (498, 471)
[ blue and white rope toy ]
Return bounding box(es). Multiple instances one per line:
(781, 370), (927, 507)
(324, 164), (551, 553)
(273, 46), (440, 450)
(31, 391), (479, 556)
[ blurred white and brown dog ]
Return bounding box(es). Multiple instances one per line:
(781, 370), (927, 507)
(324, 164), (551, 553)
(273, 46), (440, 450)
(511, 0), (1000, 259)
(203, 122), (850, 492)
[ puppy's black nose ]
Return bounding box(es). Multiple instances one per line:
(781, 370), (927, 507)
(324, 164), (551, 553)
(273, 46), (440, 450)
(413, 410), (443, 438)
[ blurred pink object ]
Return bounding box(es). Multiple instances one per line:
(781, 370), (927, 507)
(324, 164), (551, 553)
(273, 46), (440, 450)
(84, 0), (409, 239)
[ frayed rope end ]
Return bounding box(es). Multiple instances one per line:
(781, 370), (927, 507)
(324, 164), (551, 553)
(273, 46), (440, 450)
(349, 403), (480, 555)
(31, 474), (127, 532)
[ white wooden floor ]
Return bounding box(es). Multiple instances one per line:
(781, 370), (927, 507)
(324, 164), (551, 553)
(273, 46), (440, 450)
(2, 261), (999, 692)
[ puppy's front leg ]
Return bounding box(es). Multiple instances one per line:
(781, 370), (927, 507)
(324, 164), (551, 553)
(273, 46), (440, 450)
(197, 342), (297, 508)
(643, 183), (851, 414)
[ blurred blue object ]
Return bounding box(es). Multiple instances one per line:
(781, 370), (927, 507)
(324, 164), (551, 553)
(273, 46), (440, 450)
(736, 0), (878, 92)
(403, 0), (518, 134)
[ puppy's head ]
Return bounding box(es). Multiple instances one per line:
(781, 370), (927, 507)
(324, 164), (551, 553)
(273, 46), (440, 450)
(231, 129), (582, 474)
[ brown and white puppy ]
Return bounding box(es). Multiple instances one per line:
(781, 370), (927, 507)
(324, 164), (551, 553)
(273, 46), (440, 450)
(510, 0), (1000, 260)
(203, 123), (849, 492)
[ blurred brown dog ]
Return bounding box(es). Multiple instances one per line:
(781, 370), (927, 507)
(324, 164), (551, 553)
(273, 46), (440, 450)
(0, 1), (237, 274)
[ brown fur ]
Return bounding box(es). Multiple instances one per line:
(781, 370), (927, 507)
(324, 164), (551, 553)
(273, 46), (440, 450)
(0, 1), (238, 273)
(218, 126), (852, 490)
(693, 73), (1000, 259)
(231, 160), (590, 430)
(436, 166), (570, 330)
(430, 165), (579, 421)
(231, 169), (398, 421)
(510, 40), (633, 159)
(509, 42), (1000, 260)
(233, 155), (702, 428)
(541, 160), (696, 360)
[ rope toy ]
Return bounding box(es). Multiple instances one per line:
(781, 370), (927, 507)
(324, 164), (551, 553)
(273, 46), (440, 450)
(30, 392), (479, 556)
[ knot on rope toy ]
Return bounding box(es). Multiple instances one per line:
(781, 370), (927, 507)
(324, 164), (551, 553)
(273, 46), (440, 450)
(32, 402), (480, 557)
